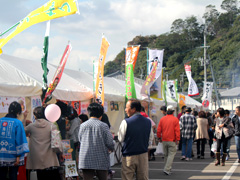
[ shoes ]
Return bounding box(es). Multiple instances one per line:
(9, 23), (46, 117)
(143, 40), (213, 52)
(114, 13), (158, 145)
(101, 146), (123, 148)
(185, 158), (189, 161)
(149, 157), (155, 161)
(180, 156), (186, 160)
(163, 170), (171, 175)
(201, 156), (204, 159)
(197, 155), (200, 159)
(189, 158), (193, 160)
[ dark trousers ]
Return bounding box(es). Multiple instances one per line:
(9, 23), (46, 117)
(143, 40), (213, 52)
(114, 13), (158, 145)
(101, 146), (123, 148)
(196, 139), (206, 156)
(0, 166), (19, 180)
(217, 135), (228, 153)
(82, 169), (108, 180)
(26, 169), (61, 180)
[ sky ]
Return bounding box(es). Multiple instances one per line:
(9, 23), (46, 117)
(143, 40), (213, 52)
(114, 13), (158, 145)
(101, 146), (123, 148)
(0, 0), (224, 73)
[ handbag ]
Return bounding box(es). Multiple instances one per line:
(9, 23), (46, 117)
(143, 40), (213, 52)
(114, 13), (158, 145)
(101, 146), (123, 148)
(211, 141), (217, 153)
(51, 124), (63, 153)
(30, 171), (38, 180)
(154, 142), (163, 155)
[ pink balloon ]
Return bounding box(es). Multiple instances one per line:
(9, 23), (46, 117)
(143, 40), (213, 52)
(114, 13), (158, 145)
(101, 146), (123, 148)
(44, 104), (61, 123)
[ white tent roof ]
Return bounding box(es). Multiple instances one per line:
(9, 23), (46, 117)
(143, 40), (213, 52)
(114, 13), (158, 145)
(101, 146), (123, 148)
(63, 69), (125, 102)
(0, 55), (42, 97)
(0, 54), (93, 101)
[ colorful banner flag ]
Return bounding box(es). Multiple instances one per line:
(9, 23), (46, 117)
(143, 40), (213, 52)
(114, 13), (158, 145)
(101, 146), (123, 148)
(95, 35), (110, 106)
(166, 80), (178, 102)
(0, 0), (79, 53)
(140, 61), (158, 96)
(202, 82), (213, 108)
(42, 42), (72, 104)
(179, 94), (186, 110)
(41, 21), (50, 89)
(125, 46), (140, 100)
(147, 49), (164, 100)
(184, 65), (199, 96)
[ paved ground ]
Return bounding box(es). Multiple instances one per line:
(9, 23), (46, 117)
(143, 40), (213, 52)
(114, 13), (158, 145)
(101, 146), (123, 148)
(111, 139), (240, 180)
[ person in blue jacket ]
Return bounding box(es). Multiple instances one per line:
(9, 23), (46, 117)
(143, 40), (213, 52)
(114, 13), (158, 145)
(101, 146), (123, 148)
(0, 101), (29, 180)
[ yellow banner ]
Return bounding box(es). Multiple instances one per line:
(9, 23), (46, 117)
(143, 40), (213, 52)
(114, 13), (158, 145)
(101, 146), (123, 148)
(95, 36), (110, 106)
(0, 0), (79, 52)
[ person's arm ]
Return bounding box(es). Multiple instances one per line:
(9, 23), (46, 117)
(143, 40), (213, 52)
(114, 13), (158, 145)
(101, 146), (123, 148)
(118, 120), (127, 143)
(103, 125), (115, 152)
(157, 119), (162, 139)
(175, 119), (180, 144)
(149, 127), (154, 143)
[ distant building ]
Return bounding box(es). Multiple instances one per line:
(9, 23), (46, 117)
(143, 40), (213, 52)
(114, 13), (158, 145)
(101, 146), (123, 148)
(211, 87), (240, 115)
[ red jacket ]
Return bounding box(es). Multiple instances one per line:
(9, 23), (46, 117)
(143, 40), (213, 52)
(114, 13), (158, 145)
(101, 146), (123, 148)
(157, 114), (180, 142)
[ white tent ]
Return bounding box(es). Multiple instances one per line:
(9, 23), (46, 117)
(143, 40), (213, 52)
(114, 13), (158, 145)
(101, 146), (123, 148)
(0, 55), (42, 97)
(0, 54), (93, 101)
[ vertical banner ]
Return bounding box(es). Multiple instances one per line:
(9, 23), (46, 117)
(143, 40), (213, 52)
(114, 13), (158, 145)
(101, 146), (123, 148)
(41, 21), (50, 89)
(184, 65), (199, 96)
(147, 49), (164, 100)
(162, 80), (167, 105)
(179, 94), (186, 110)
(140, 61), (158, 96)
(202, 82), (213, 108)
(95, 35), (110, 106)
(42, 43), (72, 104)
(166, 80), (178, 102)
(125, 46), (140, 100)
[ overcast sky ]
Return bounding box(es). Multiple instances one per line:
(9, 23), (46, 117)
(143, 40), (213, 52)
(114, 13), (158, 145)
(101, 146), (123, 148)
(0, 0), (224, 72)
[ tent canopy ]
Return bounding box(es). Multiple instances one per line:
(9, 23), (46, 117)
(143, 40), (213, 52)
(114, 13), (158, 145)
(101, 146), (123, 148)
(0, 54), (93, 101)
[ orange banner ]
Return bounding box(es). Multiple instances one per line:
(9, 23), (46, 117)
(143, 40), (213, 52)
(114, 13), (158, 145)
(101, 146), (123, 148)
(125, 46), (140, 70)
(95, 35), (110, 106)
(179, 94), (186, 110)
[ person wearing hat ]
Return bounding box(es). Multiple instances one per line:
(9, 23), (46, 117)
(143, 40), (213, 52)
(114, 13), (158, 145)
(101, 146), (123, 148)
(157, 105), (180, 175)
(179, 107), (197, 161)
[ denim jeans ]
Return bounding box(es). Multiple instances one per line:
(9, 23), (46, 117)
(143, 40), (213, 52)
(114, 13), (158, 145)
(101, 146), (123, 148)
(181, 138), (193, 158)
(0, 166), (19, 180)
(235, 135), (240, 159)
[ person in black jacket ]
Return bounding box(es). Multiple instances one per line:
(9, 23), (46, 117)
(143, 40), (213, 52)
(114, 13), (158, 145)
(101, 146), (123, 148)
(232, 106), (240, 163)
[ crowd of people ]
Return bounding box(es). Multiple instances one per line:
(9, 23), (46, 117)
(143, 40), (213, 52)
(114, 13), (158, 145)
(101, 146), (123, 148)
(157, 105), (240, 176)
(1, 99), (240, 180)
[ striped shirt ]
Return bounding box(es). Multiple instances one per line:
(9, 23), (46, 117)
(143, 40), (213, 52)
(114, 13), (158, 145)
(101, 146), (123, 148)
(179, 113), (197, 139)
(78, 118), (114, 170)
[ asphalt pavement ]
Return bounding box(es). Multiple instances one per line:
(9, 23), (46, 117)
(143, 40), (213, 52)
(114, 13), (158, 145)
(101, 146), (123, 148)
(111, 139), (240, 180)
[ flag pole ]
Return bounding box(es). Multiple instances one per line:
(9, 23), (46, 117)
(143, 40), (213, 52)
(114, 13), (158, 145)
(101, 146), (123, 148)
(0, 22), (20, 37)
(146, 47), (151, 116)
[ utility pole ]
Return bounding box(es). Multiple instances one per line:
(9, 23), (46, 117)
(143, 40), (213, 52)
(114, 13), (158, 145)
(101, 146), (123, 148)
(202, 29), (210, 84)
(203, 31), (207, 84)
(232, 72), (235, 88)
(180, 73), (186, 92)
(166, 73), (168, 81)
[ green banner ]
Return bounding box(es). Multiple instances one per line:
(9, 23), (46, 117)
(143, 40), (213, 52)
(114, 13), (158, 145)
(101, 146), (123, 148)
(162, 80), (167, 106)
(125, 64), (137, 100)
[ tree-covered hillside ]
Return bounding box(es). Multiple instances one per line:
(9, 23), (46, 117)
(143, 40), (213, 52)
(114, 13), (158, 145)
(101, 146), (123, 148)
(104, 0), (240, 93)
